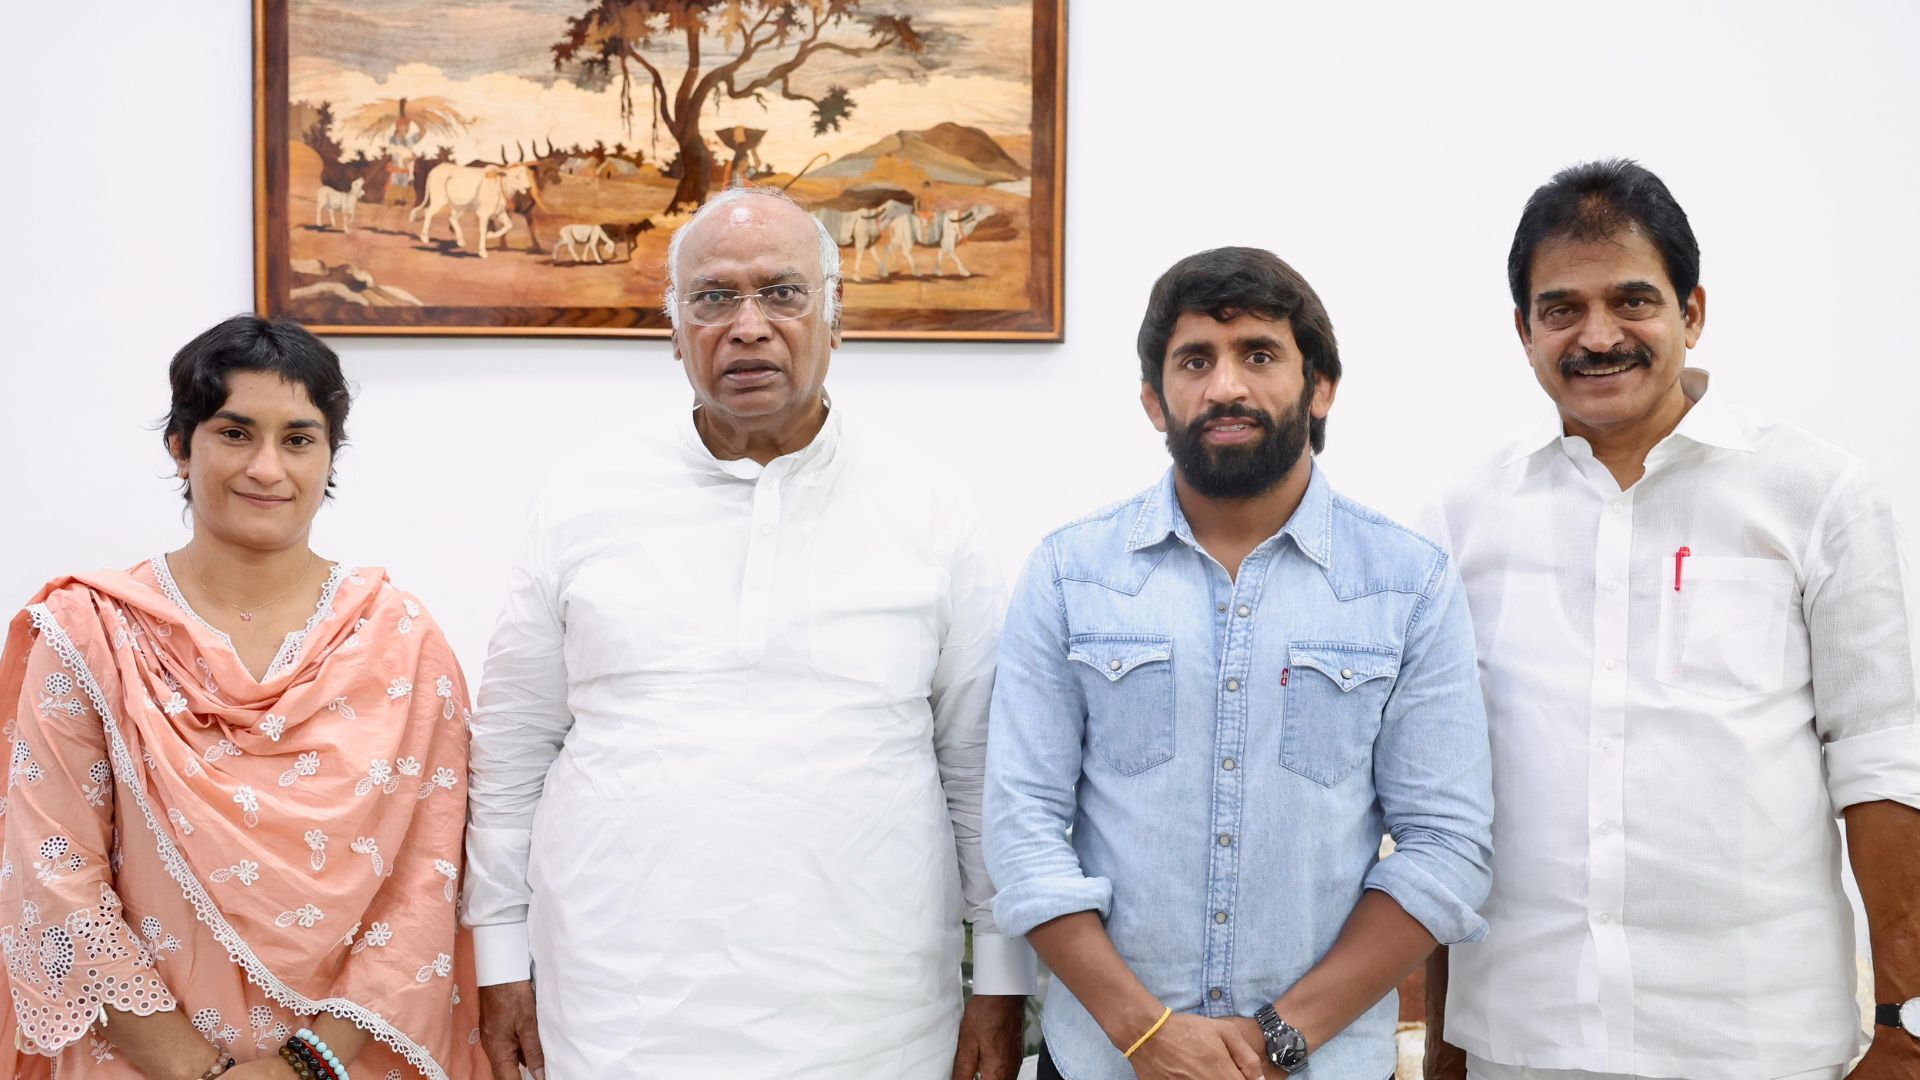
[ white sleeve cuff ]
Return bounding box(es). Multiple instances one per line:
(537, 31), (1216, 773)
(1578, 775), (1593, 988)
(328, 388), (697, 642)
(1825, 723), (1920, 815)
(471, 921), (533, 986)
(970, 930), (1038, 996)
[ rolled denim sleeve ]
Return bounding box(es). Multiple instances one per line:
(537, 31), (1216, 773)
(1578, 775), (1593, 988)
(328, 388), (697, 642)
(1364, 555), (1495, 945)
(984, 541), (1114, 939)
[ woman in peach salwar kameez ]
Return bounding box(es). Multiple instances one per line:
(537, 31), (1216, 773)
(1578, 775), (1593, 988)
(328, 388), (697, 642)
(0, 316), (485, 1080)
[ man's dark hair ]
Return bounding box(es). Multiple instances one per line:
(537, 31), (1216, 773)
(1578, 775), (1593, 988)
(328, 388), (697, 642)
(163, 314), (352, 502)
(1508, 158), (1700, 327)
(1136, 247), (1340, 453)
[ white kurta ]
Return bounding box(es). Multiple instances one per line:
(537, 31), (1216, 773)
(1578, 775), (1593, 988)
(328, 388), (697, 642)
(1432, 371), (1920, 1080)
(463, 407), (1033, 1078)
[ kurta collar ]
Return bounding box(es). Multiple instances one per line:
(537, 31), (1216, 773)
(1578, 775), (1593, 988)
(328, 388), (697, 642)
(680, 399), (842, 480)
(1125, 462), (1335, 570)
(1662, 369), (1754, 454)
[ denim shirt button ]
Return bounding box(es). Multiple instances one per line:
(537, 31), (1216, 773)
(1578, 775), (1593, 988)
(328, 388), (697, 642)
(1222, 757), (1235, 771)
(1109, 659), (1122, 671)
(1226, 679), (1240, 692)
(1209, 987), (1223, 1000)
(1237, 605), (1251, 617)
(1217, 833), (1231, 847)
(1214, 911), (1228, 924)
(1340, 668), (1354, 680)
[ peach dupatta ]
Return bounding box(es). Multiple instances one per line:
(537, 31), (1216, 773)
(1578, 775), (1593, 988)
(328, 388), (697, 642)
(0, 561), (484, 1079)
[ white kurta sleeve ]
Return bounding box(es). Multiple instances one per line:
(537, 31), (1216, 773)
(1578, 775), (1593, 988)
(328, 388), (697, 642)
(1805, 464), (1920, 813)
(930, 509), (1036, 996)
(463, 493), (576, 986)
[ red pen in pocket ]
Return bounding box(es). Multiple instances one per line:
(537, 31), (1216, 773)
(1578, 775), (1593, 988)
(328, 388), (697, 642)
(1674, 546), (1691, 591)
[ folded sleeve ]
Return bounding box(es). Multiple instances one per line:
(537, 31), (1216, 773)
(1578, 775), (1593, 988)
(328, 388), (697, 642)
(462, 493), (576, 986)
(1804, 466), (1920, 813)
(983, 542), (1114, 939)
(1364, 557), (1495, 945)
(1, 620), (176, 1055)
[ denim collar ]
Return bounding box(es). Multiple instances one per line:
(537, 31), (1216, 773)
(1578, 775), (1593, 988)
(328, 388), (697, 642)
(1125, 463), (1334, 570)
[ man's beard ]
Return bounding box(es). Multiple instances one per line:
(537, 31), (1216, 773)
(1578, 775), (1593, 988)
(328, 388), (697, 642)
(1559, 341), (1652, 379)
(1163, 384), (1314, 500)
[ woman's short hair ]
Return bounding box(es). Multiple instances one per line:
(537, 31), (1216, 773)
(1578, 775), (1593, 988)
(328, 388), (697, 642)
(162, 315), (352, 501)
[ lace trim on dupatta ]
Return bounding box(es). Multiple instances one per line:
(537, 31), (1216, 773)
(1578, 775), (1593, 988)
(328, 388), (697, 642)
(148, 557), (348, 680)
(24, 603), (451, 1080)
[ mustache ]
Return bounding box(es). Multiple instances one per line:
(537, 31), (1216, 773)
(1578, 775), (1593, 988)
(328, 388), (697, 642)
(1560, 343), (1652, 378)
(1181, 403), (1278, 439)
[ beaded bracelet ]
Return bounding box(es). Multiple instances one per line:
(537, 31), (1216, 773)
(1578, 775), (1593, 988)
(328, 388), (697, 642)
(197, 1055), (238, 1080)
(293, 1028), (351, 1080)
(278, 1044), (316, 1080)
(287, 1036), (337, 1080)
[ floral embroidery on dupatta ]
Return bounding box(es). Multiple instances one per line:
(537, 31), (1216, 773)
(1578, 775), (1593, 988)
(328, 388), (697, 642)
(14, 603), (459, 1079)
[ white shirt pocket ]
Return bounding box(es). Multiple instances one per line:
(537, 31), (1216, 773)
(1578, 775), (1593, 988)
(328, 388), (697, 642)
(1655, 555), (1797, 699)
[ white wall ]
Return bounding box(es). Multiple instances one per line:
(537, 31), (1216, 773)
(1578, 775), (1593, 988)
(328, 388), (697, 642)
(3, 2), (1917, 677)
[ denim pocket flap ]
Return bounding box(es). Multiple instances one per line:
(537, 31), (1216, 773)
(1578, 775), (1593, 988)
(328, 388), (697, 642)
(1288, 642), (1399, 692)
(1282, 641), (1397, 787)
(1069, 635), (1174, 682)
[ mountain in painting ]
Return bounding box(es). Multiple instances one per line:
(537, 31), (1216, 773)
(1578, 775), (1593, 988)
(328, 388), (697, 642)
(814, 122), (1028, 184)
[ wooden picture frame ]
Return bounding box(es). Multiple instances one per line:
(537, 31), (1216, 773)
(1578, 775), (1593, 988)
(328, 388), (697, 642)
(254, 0), (1065, 341)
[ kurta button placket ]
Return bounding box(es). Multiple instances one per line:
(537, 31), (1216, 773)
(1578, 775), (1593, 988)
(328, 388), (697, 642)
(737, 466), (785, 662)
(1589, 483), (1635, 1048)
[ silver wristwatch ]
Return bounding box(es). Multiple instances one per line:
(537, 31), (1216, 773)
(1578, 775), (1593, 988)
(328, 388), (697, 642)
(1253, 1003), (1309, 1072)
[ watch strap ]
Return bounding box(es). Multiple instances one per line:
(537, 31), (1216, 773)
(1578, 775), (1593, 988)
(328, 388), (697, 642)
(1253, 1003), (1310, 1071)
(1879, 1003), (1904, 1028)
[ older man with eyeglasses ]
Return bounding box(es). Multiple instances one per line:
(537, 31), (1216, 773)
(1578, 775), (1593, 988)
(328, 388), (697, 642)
(462, 186), (1035, 1080)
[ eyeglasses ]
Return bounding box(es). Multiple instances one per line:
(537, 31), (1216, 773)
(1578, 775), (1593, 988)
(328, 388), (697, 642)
(677, 282), (829, 326)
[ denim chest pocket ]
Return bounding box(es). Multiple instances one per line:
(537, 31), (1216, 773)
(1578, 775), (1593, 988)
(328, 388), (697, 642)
(1068, 633), (1175, 776)
(1281, 642), (1398, 786)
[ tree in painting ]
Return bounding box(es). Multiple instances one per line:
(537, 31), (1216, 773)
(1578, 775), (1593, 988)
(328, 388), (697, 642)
(551, 0), (926, 210)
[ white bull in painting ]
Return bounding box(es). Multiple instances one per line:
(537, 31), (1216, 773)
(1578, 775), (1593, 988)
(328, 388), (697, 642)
(410, 163), (544, 258)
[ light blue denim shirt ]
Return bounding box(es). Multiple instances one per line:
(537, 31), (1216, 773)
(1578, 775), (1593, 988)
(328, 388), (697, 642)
(985, 465), (1493, 1080)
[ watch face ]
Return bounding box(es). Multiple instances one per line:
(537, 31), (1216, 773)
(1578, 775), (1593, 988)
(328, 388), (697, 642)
(1902, 998), (1920, 1037)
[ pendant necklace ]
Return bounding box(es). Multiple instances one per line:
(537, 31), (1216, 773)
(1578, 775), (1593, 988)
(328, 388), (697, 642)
(181, 549), (318, 623)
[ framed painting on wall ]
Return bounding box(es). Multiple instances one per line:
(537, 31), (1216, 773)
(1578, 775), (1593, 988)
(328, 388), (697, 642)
(253, 0), (1066, 341)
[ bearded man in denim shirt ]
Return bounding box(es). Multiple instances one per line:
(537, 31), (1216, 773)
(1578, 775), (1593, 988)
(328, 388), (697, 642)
(985, 247), (1494, 1080)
